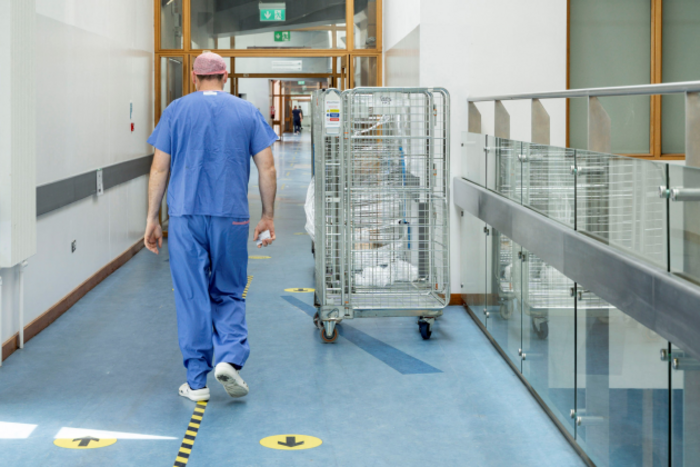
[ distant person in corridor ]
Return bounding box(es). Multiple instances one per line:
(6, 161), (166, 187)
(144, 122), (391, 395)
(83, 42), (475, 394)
(292, 105), (303, 134)
(144, 52), (279, 402)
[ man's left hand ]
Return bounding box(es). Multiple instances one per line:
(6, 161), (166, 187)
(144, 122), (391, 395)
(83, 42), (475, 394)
(144, 219), (163, 254)
(254, 217), (276, 248)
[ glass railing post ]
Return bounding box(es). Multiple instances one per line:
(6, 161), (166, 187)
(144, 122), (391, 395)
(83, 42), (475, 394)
(495, 100), (510, 139)
(686, 91), (700, 167)
(531, 99), (550, 145)
(468, 101), (482, 134)
(588, 96), (611, 153)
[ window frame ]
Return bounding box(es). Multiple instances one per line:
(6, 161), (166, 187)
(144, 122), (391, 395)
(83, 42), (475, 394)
(154, 0), (382, 125)
(567, 0), (684, 160)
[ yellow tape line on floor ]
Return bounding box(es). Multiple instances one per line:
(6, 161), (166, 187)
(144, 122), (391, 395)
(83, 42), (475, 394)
(173, 400), (208, 467)
(243, 275), (253, 299)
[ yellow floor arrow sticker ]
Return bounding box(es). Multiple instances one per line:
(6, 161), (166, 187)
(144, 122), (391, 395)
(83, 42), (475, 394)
(284, 288), (314, 293)
(260, 434), (322, 451)
(54, 437), (117, 449)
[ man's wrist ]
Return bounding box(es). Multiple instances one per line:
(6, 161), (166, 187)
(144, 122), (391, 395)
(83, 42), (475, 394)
(261, 214), (274, 221)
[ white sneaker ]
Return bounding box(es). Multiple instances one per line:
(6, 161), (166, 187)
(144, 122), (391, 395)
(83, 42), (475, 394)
(214, 363), (249, 398)
(179, 383), (210, 402)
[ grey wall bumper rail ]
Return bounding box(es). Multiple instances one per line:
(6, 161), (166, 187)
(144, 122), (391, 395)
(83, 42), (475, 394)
(36, 155), (153, 216)
(454, 177), (700, 361)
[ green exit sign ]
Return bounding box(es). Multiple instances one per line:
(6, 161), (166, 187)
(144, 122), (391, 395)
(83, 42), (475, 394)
(274, 31), (291, 42)
(260, 3), (286, 21)
(297, 81), (305, 85)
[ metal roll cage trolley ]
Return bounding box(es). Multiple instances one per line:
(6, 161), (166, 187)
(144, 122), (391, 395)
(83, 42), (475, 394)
(312, 87), (451, 343)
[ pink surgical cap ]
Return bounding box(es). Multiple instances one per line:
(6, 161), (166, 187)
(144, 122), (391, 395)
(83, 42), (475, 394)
(193, 52), (227, 76)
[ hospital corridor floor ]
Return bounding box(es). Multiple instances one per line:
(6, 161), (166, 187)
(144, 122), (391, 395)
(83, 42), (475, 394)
(0, 134), (585, 467)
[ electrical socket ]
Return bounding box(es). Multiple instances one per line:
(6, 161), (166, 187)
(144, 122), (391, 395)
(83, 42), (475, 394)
(71, 240), (77, 253)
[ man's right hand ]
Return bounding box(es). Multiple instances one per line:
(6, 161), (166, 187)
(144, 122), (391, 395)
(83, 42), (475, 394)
(144, 219), (163, 254)
(254, 217), (276, 248)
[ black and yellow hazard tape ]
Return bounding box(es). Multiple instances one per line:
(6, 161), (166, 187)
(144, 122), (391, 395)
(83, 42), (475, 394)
(173, 400), (207, 467)
(242, 275), (253, 299)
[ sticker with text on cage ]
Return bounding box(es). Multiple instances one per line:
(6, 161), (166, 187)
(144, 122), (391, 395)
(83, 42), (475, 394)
(325, 99), (341, 133)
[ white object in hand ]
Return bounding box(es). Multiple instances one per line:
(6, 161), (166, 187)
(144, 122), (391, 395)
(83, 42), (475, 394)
(256, 230), (271, 247)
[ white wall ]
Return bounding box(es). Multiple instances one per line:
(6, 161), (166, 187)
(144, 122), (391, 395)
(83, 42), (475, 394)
(385, 26), (420, 87)
(383, 0), (420, 87)
(0, 0), (153, 345)
(0, 0), (37, 271)
(416, 0), (567, 295)
(239, 79), (273, 127)
(383, 0), (420, 51)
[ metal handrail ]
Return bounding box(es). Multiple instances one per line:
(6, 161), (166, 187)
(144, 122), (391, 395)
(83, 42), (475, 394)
(453, 177), (700, 362)
(467, 80), (700, 102)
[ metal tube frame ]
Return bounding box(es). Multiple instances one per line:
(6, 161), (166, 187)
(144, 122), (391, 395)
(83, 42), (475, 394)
(327, 87), (451, 323)
(467, 80), (700, 103)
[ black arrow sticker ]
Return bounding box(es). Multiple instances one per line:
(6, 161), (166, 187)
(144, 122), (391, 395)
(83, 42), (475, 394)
(278, 436), (304, 448)
(73, 436), (100, 447)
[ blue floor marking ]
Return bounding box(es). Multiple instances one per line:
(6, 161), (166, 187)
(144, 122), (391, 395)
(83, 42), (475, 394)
(282, 295), (442, 375)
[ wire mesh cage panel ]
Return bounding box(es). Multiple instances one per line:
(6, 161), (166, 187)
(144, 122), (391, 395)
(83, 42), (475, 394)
(314, 88), (450, 341)
(342, 88), (450, 314)
(313, 89), (345, 309)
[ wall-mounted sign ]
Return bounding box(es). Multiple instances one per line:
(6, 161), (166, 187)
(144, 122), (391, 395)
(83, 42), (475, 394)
(271, 60), (302, 71)
(274, 31), (291, 42)
(260, 3), (286, 21)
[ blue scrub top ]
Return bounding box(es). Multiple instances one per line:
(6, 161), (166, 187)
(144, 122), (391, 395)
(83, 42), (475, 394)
(148, 91), (278, 218)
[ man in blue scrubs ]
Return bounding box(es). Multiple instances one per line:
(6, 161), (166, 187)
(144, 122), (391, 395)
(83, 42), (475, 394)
(144, 52), (278, 402)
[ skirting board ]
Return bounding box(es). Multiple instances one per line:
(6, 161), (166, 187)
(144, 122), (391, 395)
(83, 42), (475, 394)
(1, 238), (145, 362)
(448, 295), (462, 306)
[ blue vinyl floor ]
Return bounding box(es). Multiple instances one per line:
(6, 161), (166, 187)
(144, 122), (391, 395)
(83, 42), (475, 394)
(0, 133), (585, 466)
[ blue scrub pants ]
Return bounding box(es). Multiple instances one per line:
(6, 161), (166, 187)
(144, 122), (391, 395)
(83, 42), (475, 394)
(169, 215), (250, 390)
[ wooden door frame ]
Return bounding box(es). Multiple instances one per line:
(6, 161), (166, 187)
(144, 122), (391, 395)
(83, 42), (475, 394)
(154, 0), (382, 125)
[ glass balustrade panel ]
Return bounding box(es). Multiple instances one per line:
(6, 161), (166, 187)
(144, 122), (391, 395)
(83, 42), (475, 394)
(487, 137), (522, 204)
(670, 342), (700, 466)
(487, 229), (523, 370)
(521, 250), (576, 436)
(575, 288), (670, 467)
(462, 132), (487, 187)
(668, 164), (700, 286)
(522, 143), (576, 229)
(576, 150), (668, 270)
(461, 216), (488, 328)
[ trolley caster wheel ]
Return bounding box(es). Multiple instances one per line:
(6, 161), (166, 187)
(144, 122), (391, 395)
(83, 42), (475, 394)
(320, 327), (339, 343)
(419, 321), (432, 340)
(532, 320), (549, 339)
(500, 301), (513, 320)
(313, 312), (321, 329)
